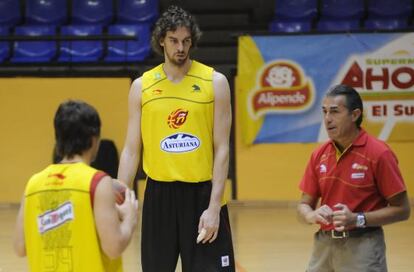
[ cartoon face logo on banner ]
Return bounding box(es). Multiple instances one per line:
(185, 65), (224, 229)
(264, 64), (298, 88)
(248, 60), (316, 119)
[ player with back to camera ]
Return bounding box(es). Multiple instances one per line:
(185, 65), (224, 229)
(14, 100), (138, 272)
(117, 5), (235, 272)
(298, 84), (410, 271)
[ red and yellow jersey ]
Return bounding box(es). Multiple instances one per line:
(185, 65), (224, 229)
(299, 129), (406, 230)
(141, 61), (215, 182)
(24, 162), (122, 272)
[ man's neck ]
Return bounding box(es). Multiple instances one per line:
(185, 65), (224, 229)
(163, 59), (192, 83)
(334, 128), (360, 152)
(60, 153), (91, 165)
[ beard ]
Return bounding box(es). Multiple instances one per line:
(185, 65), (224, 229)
(166, 50), (189, 67)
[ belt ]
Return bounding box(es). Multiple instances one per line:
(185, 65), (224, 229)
(320, 227), (381, 239)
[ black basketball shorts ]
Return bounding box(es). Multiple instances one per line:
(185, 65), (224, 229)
(141, 177), (235, 272)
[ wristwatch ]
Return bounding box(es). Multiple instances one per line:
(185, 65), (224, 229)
(356, 212), (366, 228)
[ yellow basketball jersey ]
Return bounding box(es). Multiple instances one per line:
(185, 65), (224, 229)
(141, 61), (214, 182)
(24, 162), (122, 272)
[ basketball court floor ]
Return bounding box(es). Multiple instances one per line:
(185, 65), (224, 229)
(1, 203), (413, 271)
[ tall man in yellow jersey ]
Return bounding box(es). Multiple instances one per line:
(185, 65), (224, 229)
(118, 5), (235, 272)
(14, 100), (138, 271)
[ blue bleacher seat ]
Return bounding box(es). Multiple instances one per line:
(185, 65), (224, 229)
(11, 26), (57, 63)
(72, 0), (113, 25)
(274, 0), (317, 19)
(117, 0), (159, 24)
(364, 18), (410, 30)
(0, 27), (10, 62)
(269, 21), (312, 33)
(367, 0), (412, 18)
(0, 0), (22, 28)
(365, 19), (410, 30)
(59, 25), (103, 62)
(365, 0), (413, 30)
(26, 0), (68, 25)
(105, 24), (151, 62)
(269, 0), (317, 33)
(317, 20), (360, 32)
(317, 0), (364, 32)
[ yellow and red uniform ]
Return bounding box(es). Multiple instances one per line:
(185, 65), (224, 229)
(140, 61), (236, 271)
(141, 60), (214, 182)
(24, 162), (122, 272)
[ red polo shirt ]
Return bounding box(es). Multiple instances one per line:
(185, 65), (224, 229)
(299, 129), (406, 230)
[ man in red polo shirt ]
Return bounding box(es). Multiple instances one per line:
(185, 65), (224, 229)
(298, 84), (411, 271)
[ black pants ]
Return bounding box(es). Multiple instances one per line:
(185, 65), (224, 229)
(141, 177), (235, 272)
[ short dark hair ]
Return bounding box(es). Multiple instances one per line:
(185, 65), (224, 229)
(326, 84), (363, 127)
(151, 5), (202, 56)
(54, 100), (101, 159)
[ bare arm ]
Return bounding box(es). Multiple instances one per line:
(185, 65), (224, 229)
(365, 191), (410, 226)
(297, 193), (333, 226)
(94, 176), (138, 259)
(198, 71), (232, 243)
(13, 196), (26, 257)
(331, 191), (411, 231)
(118, 78), (143, 187)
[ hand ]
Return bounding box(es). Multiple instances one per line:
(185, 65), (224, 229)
(306, 204), (333, 225)
(116, 188), (138, 226)
(197, 206), (220, 244)
(332, 203), (355, 231)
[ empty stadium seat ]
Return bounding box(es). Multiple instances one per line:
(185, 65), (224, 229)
(105, 24), (151, 62)
(72, 0), (113, 25)
(365, 19), (411, 30)
(59, 25), (103, 62)
(269, 0), (317, 33)
(317, 20), (360, 32)
(0, 27), (10, 62)
(117, 0), (159, 24)
(11, 26), (57, 63)
(269, 21), (312, 33)
(317, 0), (364, 32)
(25, 0), (68, 25)
(0, 0), (22, 28)
(365, 0), (413, 30)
